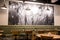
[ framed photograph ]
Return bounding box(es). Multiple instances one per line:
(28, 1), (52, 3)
(8, 1), (54, 25)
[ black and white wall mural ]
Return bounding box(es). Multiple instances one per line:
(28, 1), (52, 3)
(8, 1), (54, 25)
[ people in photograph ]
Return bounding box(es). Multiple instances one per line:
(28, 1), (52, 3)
(9, 1), (54, 25)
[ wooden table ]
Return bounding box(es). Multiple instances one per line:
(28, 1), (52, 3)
(53, 35), (60, 40)
(36, 34), (53, 37)
(36, 34), (60, 40)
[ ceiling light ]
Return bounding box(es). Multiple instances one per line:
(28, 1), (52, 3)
(51, 0), (58, 3)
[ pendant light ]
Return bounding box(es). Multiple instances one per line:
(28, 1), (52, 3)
(1, 0), (7, 9)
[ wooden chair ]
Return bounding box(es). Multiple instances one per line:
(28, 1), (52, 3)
(35, 36), (41, 40)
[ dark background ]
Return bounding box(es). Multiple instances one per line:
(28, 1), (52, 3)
(22, 0), (60, 5)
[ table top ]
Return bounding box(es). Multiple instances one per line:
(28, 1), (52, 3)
(53, 35), (60, 39)
(36, 33), (60, 39)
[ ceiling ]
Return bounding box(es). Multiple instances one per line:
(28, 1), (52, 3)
(23, 0), (60, 5)
(0, 0), (60, 5)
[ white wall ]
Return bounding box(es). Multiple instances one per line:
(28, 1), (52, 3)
(0, 1), (8, 25)
(54, 5), (60, 26)
(0, 9), (8, 25)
